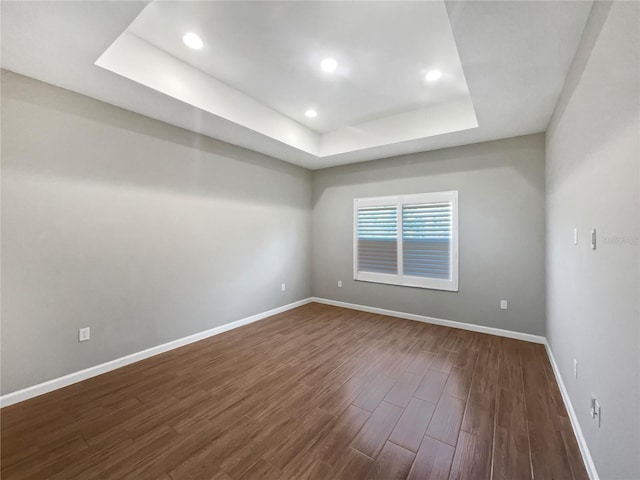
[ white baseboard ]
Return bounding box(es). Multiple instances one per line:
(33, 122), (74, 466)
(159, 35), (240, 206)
(311, 297), (546, 344)
(0, 298), (313, 408)
(544, 341), (599, 480)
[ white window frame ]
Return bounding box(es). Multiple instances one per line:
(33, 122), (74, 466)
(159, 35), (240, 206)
(353, 191), (459, 292)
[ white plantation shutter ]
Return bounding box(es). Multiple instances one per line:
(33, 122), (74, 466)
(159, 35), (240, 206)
(354, 191), (458, 291)
(402, 203), (452, 279)
(356, 206), (398, 274)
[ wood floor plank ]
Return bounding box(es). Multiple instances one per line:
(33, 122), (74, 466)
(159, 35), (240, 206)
(430, 350), (458, 374)
(168, 416), (256, 480)
(88, 426), (180, 480)
(384, 340), (424, 379)
(351, 401), (404, 458)
(263, 408), (334, 470)
(384, 371), (424, 408)
(491, 388), (531, 480)
(388, 397), (436, 452)
(492, 426), (531, 480)
(353, 375), (397, 412)
(236, 459), (283, 480)
(320, 375), (369, 416)
(192, 471), (232, 480)
(448, 430), (493, 480)
(426, 395), (466, 446)
(312, 405), (371, 467)
(559, 418), (590, 480)
(495, 388), (527, 434)
(219, 411), (298, 478)
(470, 345), (499, 396)
(281, 452), (332, 480)
(460, 389), (495, 437)
(333, 447), (375, 480)
(125, 420), (225, 480)
(407, 435), (455, 480)
(415, 369), (449, 404)
(406, 351), (437, 375)
(0, 435), (90, 480)
(365, 441), (415, 480)
(497, 339), (524, 393)
(54, 426), (170, 480)
(0, 303), (588, 480)
(528, 427), (574, 480)
(246, 382), (312, 423)
(125, 390), (210, 439)
(443, 367), (473, 400)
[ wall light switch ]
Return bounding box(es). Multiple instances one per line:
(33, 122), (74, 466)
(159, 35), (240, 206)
(79, 327), (90, 342)
(573, 228), (578, 245)
(281, 283), (286, 292)
(500, 300), (508, 310)
(573, 358), (578, 379)
(591, 229), (597, 250)
(590, 395), (601, 427)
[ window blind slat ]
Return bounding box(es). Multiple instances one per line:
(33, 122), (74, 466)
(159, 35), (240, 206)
(357, 206), (398, 274)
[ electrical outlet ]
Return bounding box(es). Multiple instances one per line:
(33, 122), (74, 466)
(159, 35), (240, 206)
(281, 283), (286, 292)
(573, 358), (578, 379)
(78, 327), (90, 342)
(338, 280), (342, 288)
(500, 300), (508, 310)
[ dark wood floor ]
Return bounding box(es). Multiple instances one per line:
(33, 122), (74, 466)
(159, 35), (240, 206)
(1, 303), (588, 480)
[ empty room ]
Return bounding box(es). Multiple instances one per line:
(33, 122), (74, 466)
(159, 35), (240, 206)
(1, 1), (638, 479)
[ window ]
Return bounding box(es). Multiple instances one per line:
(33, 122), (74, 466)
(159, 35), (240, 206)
(353, 191), (458, 291)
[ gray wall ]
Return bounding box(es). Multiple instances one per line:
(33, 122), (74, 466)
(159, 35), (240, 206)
(546, 2), (640, 479)
(1, 70), (312, 395)
(312, 134), (546, 336)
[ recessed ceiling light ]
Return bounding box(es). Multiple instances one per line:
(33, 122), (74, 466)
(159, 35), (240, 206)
(321, 58), (338, 73)
(425, 70), (443, 82)
(305, 109), (318, 118)
(182, 32), (203, 50)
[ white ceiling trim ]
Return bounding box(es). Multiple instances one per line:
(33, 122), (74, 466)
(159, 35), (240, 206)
(95, 0), (477, 159)
(96, 31), (322, 155)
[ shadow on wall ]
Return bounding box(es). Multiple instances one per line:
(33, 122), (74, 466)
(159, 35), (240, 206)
(548, 1), (611, 138)
(1, 70), (310, 207)
(312, 134), (545, 207)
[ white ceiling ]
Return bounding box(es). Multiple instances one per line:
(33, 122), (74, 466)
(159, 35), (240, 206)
(95, 0), (477, 158)
(128, 1), (472, 134)
(1, 1), (593, 170)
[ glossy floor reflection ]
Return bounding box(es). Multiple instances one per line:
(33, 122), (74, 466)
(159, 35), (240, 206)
(1, 303), (588, 479)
